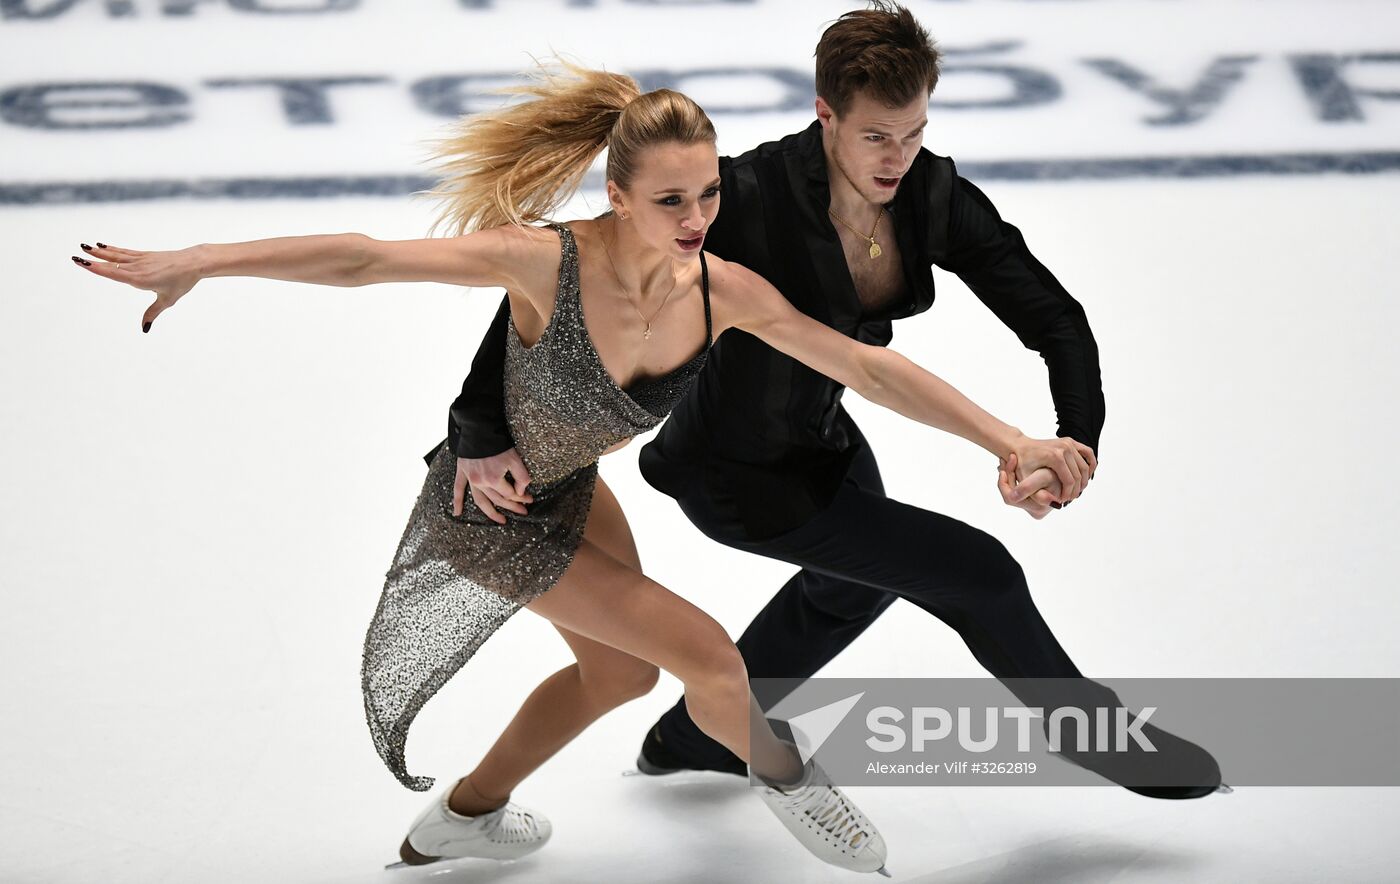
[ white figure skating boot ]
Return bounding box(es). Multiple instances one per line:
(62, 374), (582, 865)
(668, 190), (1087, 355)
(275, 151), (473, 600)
(387, 780), (552, 868)
(756, 758), (891, 876)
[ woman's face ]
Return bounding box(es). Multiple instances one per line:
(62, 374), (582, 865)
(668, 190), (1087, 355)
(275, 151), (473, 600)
(608, 140), (721, 261)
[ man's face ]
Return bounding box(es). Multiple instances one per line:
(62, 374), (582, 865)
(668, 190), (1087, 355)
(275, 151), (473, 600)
(819, 90), (929, 205)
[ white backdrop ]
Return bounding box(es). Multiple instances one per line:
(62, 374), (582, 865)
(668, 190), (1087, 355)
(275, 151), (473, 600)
(4, 1), (1399, 882)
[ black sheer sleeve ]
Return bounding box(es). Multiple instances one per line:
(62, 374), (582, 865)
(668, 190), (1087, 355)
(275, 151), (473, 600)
(421, 294), (516, 466)
(937, 172), (1106, 456)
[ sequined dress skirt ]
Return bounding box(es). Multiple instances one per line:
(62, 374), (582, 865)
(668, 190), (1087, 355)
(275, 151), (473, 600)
(360, 439), (597, 791)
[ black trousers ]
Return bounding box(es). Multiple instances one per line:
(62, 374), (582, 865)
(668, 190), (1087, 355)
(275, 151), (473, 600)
(654, 436), (1111, 765)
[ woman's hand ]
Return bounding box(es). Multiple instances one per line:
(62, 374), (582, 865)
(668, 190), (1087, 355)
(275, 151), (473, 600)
(1005, 435), (1096, 504)
(71, 242), (201, 332)
(997, 452), (1062, 519)
(453, 449), (534, 523)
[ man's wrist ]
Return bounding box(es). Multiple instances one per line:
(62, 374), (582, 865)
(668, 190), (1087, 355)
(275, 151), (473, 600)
(1058, 428), (1097, 457)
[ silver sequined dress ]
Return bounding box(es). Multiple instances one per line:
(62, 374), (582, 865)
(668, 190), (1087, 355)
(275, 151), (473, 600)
(361, 222), (712, 791)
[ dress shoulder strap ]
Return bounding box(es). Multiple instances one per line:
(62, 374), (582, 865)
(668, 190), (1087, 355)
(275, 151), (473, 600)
(546, 221), (577, 265)
(699, 251), (713, 347)
(547, 220), (573, 243)
(543, 221), (580, 309)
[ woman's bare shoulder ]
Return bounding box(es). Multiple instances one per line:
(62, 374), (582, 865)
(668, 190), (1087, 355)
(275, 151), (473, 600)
(472, 223), (566, 298)
(711, 253), (796, 298)
(474, 222), (563, 261)
(701, 253), (791, 334)
(701, 253), (762, 302)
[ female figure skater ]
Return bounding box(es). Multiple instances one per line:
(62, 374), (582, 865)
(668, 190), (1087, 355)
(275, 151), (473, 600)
(71, 63), (1090, 876)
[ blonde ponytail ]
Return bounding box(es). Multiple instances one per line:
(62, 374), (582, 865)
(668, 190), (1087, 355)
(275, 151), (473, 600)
(416, 61), (640, 237)
(417, 59), (718, 238)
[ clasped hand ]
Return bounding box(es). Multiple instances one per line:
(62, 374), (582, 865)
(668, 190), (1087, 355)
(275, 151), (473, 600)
(998, 434), (1097, 520)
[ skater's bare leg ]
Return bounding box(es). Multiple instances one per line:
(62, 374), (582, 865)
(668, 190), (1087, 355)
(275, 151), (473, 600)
(452, 477), (797, 815)
(450, 626), (660, 815)
(525, 482), (798, 773)
(747, 692), (804, 785)
(526, 548), (801, 780)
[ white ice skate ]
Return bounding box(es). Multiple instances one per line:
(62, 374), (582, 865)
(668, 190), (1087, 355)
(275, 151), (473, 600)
(756, 759), (891, 876)
(386, 782), (552, 869)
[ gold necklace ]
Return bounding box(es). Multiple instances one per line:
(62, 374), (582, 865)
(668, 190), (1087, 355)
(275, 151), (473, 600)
(601, 217), (677, 340)
(827, 205), (885, 259)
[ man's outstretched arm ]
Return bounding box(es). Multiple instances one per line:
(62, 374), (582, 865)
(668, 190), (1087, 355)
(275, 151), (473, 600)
(937, 171), (1106, 462)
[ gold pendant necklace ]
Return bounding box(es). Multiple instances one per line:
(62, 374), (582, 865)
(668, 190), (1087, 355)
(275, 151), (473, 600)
(602, 217), (677, 339)
(828, 205), (885, 259)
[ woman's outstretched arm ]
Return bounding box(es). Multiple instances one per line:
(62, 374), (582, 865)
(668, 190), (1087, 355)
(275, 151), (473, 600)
(706, 256), (1096, 503)
(71, 225), (547, 332)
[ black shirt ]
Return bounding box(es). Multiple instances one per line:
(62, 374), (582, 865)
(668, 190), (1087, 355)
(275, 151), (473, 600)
(425, 120), (1105, 540)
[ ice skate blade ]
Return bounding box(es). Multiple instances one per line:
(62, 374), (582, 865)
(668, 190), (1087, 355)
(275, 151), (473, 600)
(1216, 782), (1234, 794)
(876, 865), (892, 877)
(385, 859), (440, 870)
(389, 836), (443, 869)
(634, 751), (681, 776)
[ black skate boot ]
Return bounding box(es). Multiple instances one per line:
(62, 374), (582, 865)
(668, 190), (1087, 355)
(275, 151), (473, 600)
(635, 724), (748, 777)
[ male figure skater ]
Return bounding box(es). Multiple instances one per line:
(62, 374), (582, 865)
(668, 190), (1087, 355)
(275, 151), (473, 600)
(429, 2), (1224, 798)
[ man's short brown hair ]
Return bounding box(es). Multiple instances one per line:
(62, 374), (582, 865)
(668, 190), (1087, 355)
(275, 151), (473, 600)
(814, 1), (941, 116)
